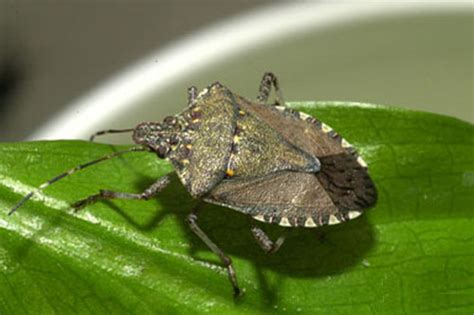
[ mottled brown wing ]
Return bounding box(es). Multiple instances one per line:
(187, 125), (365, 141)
(172, 83), (238, 197)
(236, 96), (347, 157)
(213, 96), (377, 226)
(205, 171), (364, 228)
(227, 106), (320, 179)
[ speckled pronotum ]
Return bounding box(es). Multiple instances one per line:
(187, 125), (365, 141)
(9, 72), (377, 296)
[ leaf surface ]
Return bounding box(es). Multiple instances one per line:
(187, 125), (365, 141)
(0, 102), (473, 314)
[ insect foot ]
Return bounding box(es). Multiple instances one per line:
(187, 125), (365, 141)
(8, 72), (376, 296)
(186, 211), (243, 297)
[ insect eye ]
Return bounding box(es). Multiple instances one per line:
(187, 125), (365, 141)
(169, 136), (179, 145)
(191, 110), (201, 120)
(157, 145), (170, 158)
(164, 116), (177, 126)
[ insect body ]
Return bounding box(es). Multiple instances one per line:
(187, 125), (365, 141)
(9, 73), (377, 296)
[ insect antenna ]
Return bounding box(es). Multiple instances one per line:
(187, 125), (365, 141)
(89, 128), (135, 142)
(8, 146), (147, 216)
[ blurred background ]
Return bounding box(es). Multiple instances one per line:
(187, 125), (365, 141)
(0, 1), (266, 141)
(0, 1), (472, 142)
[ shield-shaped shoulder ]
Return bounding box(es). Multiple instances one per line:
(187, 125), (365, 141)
(169, 83), (238, 197)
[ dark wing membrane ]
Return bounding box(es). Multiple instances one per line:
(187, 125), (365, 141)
(204, 169), (373, 228)
(174, 83), (238, 197)
(316, 153), (376, 213)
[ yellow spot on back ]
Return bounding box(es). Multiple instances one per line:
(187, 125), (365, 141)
(186, 144), (193, 149)
(341, 139), (351, 148)
(279, 217), (291, 227)
(182, 159), (190, 165)
(239, 110), (246, 115)
(192, 107), (201, 112)
(192, 118), (200, 123)
(226, 169), (235, 177)
(304, 217), (317, 227)
(253, 214), (265, 222)
(328, 214), (340, 225)
(348, 211), (362, 219)
(233, 136), (241, 143)
(299, 112), (310, 120)
(357, 156), (368, 168)
(197, 88), (208, 97)
(321, 123), (332, 133)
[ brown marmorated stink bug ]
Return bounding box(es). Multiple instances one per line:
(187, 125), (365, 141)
(9, 72), (377, 296)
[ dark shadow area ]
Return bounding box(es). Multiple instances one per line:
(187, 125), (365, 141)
(184, 201), (375, 307)
(101, 174), (183, 231)
(7, 169), (374, 308)
(116, 173), (377, 306)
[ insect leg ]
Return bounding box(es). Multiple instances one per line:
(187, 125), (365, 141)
(186, 208), (242, 297)
(8, 146), (147, 215)
(251, 226), (286, 254)
(72, 175), (170, 211)
(187, 86), (198, 105)
(256, 72), (285, 106)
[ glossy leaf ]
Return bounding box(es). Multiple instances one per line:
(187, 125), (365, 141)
(0, 102), (473, 314)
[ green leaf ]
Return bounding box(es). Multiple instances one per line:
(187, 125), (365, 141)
(0, 102), (473, 315)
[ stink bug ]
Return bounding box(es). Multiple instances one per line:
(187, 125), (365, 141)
(9, 72), (377, 296)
